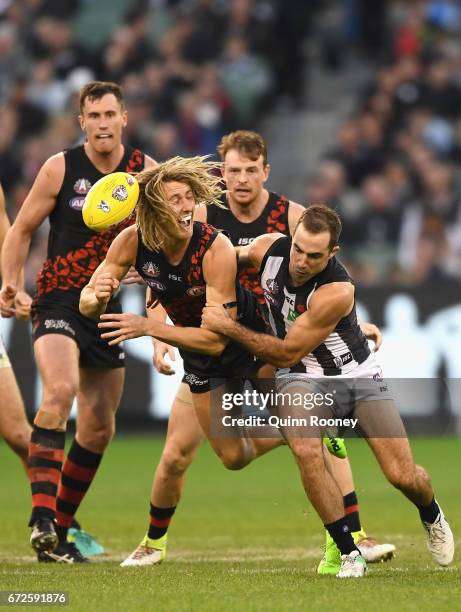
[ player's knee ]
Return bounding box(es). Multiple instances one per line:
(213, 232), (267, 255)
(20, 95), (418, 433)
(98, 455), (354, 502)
(80, 421), (115, 451)
(290, 439), (323, 468)
(218, 445), (251, 470)
(160, 446), (194, 477)
(5, 429), (30, 460)
(44, 380), (77, 412)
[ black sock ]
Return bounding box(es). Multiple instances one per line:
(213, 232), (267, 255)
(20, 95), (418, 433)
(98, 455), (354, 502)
(417, 496), (440, 524)
(56, 525), (68, 544)
(148, 504), (176, 540)
(325, 517), (360, 556)
(343, 491), (361, 532)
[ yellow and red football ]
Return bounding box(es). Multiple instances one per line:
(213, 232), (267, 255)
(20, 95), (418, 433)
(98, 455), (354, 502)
(82, 172), (139, 231)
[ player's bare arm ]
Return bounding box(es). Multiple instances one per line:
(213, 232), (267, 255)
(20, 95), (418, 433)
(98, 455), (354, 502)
(99, 233), (237, 356)
(0, 156), (63, 317)
(202, 282), (354, 368)
(79, 225), (137, 319)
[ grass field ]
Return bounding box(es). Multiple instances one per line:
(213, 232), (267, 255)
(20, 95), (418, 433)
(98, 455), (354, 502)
(1, 436), (460, 611)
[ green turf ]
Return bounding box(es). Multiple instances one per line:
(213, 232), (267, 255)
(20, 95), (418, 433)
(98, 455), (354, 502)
(1, 437), (460, 611)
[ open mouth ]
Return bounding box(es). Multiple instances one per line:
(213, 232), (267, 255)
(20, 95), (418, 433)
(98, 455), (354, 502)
(96, 134), (112, 140)
(179, 214), (192, 228)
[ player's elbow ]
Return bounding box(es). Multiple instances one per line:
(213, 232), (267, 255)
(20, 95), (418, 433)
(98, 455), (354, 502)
(273, 347), (302, 369)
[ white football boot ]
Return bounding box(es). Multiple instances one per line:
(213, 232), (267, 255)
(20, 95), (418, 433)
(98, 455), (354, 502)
(120, 534), (167, 567)
(422, 506), (455, 566)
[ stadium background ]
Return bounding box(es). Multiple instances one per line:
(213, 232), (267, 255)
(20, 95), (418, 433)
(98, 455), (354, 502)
(1, 0), (461, 433)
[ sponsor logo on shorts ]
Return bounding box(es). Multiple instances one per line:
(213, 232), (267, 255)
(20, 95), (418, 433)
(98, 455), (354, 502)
(333, 352), (353, 369)
(184, 373), (208, 386)
(112, 185), (128, 201)
(119, 352), (125, 359)
(373, 371), (383, 382)
(146, 279), (166, 291)
(187, 285), (206, 297)
(69, 196), (86, 210)
(97, 200), (111, 213)
(44, 319), (76, 336)
(142, 262), (160, 278)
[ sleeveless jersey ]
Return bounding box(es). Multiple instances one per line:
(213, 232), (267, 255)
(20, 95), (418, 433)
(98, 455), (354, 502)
(260, 237), (370, 376)
(34, 145), (145, 308)
(207, 191), (290, 303)
(135, 222), (258, 377)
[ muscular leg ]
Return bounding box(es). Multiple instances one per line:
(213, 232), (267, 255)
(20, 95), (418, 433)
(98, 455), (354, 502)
(152, 387), (204, 508)
(28, 335), (79, 530)
(356, 400), (433, 506)
(0, 365), (31, 470)
(358, 399), (454, 566)
(55, 367), (124, 539)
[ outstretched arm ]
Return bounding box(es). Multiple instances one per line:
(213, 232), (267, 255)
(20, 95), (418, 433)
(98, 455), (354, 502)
(202, 282), (354, 368)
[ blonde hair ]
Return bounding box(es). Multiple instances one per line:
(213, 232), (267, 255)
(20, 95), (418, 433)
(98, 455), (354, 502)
(136, 156), (225, 251)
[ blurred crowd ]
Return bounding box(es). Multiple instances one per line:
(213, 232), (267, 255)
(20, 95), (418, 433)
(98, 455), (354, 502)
(306, 0), (461, 286)
(2, 0), (461, 288)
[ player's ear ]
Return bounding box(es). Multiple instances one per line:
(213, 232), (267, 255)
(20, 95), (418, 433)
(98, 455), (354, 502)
(122, 109), (128, 127)
(263, 163), (270, 181)
(78, 114), (85, 131)
(330, 245), (340, 258)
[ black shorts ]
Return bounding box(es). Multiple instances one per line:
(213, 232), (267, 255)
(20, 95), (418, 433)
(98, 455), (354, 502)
(182, 355), (264, 394)
(32, 301), (124, 369)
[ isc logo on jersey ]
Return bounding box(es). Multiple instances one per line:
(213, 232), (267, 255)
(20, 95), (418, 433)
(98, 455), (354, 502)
(82, 172), (139, 231)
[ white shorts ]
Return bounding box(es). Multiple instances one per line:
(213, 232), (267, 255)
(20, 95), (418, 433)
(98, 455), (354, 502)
(0, 334), (12, 369)
(276, 353), (393, 418)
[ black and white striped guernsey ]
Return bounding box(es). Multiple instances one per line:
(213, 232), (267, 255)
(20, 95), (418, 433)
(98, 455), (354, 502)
(260, 236), (370, 376)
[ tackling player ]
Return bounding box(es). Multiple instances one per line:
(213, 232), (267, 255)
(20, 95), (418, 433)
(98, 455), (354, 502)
(202, 204), (455, 577)
(0, 81), (156, 563)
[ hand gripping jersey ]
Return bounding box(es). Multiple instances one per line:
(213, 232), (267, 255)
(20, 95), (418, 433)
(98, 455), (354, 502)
(207, 192), (290, 303)
(135, 222), (259, 380)
(260, 236), (370, 376)
(34, 145), (145, 308)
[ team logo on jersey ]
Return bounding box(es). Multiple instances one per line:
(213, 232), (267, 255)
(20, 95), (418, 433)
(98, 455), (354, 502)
(69, 197), (86, 210)
(263, 290), (276, 305)
(73, 178), (92, 195)
(142, 262), (160, 278)
(146, 279), (166, 291)
(266, 278), (279, 293)
(112, 185), (128, 201)
(169, 273), (183, 282)
(97, 200), (111, 213)
(333, 352), (353, 370)
(187, 285), (206, 297)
